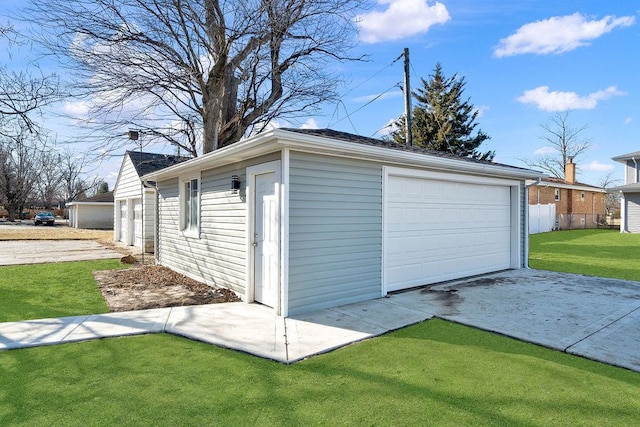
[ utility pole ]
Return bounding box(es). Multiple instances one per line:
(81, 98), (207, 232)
(403, 47), (413, 146)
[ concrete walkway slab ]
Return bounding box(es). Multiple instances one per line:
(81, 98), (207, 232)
(566, 305), (640, 371)
(0, 269), (639, 372)
(0, 240), (122, 265)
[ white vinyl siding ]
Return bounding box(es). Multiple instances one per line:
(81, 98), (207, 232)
(287, 152), (382, 315)
(156, 153), (280, 295)
(625, 194), (640, 233)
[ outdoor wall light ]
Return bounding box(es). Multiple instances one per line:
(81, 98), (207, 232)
(128, 130), (139, 140)
(231, 175), (241, 194)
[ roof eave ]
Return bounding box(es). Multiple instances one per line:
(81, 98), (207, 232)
(144, 129), (544, 181)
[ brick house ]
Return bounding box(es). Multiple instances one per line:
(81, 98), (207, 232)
(528, 159), (607, 229)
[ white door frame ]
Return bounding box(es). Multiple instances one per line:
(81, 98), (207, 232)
(246, 160), (282, 313)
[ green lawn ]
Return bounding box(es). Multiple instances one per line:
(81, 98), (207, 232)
(1, 235), (639, 424)
(1, 320), (638, 426)
(529, 228), (640, 281)
(0, 259), (124, 322)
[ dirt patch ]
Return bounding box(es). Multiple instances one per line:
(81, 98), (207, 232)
(93, 264), (241, 312)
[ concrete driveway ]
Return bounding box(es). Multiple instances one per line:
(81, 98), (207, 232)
(0, 240), (122, 265)
(395, 269), (640, 372)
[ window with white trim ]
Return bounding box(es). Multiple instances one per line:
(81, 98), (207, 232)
(181, 175), (200, 235)
(554, 189), (560, 201)
(580, 191), (585, 201)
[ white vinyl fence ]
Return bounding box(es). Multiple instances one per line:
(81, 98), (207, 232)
(529, 204), (556, 234)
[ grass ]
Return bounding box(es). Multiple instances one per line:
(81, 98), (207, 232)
(529, 229), (640, 281)
(1, 320), (638, 426)
(1, 229), (639, 424)
(0, 259), (124, 322)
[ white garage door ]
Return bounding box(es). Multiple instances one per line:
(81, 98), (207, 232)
(119, 201), (127, 243)
(133, 199), (142, 247)
(626, 195), (640, 233)
(385, 173), (513, 292)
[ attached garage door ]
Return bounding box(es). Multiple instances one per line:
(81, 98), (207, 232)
(118, 201), (127, 243)
(133, 199), (143, 248)
(384, 171), (514, 292)
(625, 194), (640, 233)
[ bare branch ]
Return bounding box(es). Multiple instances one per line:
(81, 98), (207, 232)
(23, 0), (366, 155)
(521, 111), (591, 179)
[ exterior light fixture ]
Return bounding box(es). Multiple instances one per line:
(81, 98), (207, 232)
(128, 130), (139, 140)
(231, 175), (241, 194)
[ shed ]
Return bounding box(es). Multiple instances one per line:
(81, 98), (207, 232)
(67, 191), (114, 229)
(144, 129), (543, 317)
(113, 151), (188, 252)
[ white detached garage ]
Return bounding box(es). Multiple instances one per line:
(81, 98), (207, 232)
(113, 151), (188, 252)
(144, 129), (543, 317)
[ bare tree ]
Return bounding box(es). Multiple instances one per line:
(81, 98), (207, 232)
(32, 149), (64, 209)
(0, 24), (59, 134)
(23, 0), (365, 156)
(0, 123), (42, 221)
(58, 149), (100, 203)
(599, 172), (622, 217)
(522, 111), (591, 178)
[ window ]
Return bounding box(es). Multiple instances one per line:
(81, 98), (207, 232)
(580, 191), (586, 201)
(181, 176), (200, 235)
(554, 189), (560, 201)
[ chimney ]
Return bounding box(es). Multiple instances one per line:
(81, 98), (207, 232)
(565, 157), (576, 184)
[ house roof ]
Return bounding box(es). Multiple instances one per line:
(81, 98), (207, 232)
(532, 177), (607, 193)
(610, 183), (640, 193)
(283, 128), (534, 171)
(611, 151), (640, 163)
(143, 128), (544, 182)
(67, 191), (114, 206)
(126, 151), (190, 177)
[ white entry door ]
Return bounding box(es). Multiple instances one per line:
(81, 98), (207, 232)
(133, 199), (142, 248)
(253, 171), (279, 308)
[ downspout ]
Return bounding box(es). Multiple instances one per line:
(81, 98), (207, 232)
(623, 156), (637, 233)
(524, 178), (542, 268)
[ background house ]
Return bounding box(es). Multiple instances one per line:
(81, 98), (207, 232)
(528, 158), (606, 230)
(67, 191), (114, 229)
(144, 128), (543, 317)
(611, 150), (640, 233)
(113, 151), (188, 252)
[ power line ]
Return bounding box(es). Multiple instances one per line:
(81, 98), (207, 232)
(328, 83), (401, 129)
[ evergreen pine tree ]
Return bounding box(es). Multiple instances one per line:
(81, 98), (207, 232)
(393, 63), (494, 161)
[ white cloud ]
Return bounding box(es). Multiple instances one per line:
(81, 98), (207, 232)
(357, 0), (450, 44)
(517, 85), (625, 112)
(353, 90), (403, 103)
(494, 13), (635, 57)
(475, 105), (489, 118)
(582, 160), (614, 173)
(534, 146), (557, 155)
(300, 118), (320, 129)
(61, 101), (91, 118)
(377, 118), (399, 137)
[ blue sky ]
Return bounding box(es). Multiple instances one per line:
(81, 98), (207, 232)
(1, 0), (638, 187)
